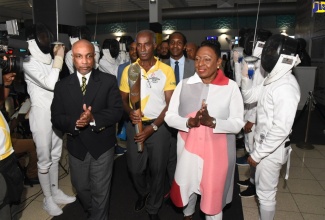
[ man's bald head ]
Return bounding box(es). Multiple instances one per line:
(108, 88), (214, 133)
(72, 39), (94, 53)
(72, 39), (95, 75)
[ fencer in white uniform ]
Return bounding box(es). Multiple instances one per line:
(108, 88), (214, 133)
(240, 34), (301, 220)
(98, 39), (121, 77)
(235, 42), (267, 196)
(23, 23), (75, 216)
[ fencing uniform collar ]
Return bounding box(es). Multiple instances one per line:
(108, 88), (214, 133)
(264, 54), (300, 85)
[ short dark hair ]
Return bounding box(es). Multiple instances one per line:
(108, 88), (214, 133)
(200, 40), (221, 58)
(168, 32), (187, 45)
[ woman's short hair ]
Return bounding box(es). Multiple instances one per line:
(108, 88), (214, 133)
(200, 40), (221, 58)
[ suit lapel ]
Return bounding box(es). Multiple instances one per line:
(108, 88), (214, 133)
(184, 58), (195, 79)
(68, 74), (84, 107)
(84, 70), (101, 106)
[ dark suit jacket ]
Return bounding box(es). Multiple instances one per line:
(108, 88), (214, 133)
(162, 58), (195, 80)
(51, 69), (123, 160)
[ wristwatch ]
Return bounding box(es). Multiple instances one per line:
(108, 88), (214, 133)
(151, 123), (158, 131)
(211, 118), (216, 128)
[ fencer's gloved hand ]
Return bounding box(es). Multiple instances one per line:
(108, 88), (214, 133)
(241, 60), (249, 78)
(53, 44), (65, 70)
(233, 51), (239, 63)
(53, 44), (65, 58)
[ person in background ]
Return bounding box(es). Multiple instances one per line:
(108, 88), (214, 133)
(0, 65), (24, 220)
(221, 54), (227, 71)
(23, 23), (76, 216)
(165, 40), (244, 220)
(115, 41), (138, 155)
(240, 34), (300, 220)
(296, 38), (311, 67)
(117, 41), (138, 86)
(155, 43), (161, 58)
(185, 42), (198, 60)
(98, 38), (120, 77)
(159, 40), (170, 60)
(1, 68), (38, 187)
(119, 29), (176, 220)
(162, 31), (195, 199)
(51, 39), (123, 220)
(9, 98), (39, 186)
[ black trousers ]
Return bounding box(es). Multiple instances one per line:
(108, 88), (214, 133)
(126, 122), (171, 214)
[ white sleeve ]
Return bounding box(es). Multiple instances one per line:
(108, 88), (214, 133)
(234, 62), (242, 87)
(245, 66), (265, 123)
(213, 84), (245, 134)
(23, 58), (60, 91)
(165, 82), (190, 132)
(65, 50), (75, 74)
(241, 77), (264, 104)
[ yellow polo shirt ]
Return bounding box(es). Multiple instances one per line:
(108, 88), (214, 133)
(120, 57), (176, 120)
(0, 112), (13, 160)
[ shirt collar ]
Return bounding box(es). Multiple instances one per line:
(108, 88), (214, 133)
(170, 55), (185, 65)
(77, 71), (92, 84)
(135, 57), (160, 74)
(187, 69), (229, 85)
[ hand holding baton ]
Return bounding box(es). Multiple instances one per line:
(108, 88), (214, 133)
(128, 63), (144, 152)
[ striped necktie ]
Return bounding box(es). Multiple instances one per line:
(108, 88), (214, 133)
(81, 77), (87, 95)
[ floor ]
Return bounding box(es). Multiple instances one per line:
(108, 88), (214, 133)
(237, 144), (325, 220)
(13, 142), (325, 220)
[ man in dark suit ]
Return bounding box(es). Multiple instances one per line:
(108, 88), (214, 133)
(51, 39), (123, 220)
(162, 31), (196, 198)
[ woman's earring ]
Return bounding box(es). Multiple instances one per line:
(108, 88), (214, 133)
(217, 66), (220, 70)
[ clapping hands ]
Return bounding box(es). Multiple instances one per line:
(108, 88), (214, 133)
(187, 100), (215, 128)
(76, 104), (94, 128)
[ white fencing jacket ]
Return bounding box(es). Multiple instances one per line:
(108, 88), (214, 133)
(23, 56), (59, 110)
(241, 71), (300, 163)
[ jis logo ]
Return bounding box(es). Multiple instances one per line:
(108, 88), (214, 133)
(313, 1), (325, 13)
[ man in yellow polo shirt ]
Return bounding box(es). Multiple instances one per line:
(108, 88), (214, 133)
(120, 30), (176, 220)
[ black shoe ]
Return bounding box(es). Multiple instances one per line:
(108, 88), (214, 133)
(135, 194), (148, 212)
(237, 178), (251, 187)
(114, 145), (127, 155)
(24, 177), (40, 186)
(148, 214), (160, 220)
(236, 155), (249, 166)
(239, 185), (256, 198)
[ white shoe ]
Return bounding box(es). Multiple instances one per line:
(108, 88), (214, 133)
(52, 189), (76, 205)
(43, 197), (63, 216)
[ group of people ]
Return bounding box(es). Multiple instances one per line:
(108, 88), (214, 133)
(0, 23), (301, 220)
(120, 29), (300, 220)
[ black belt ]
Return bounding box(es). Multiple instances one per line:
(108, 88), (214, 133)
(142, 119), (156, 126)
(285, 141), (291, 148)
